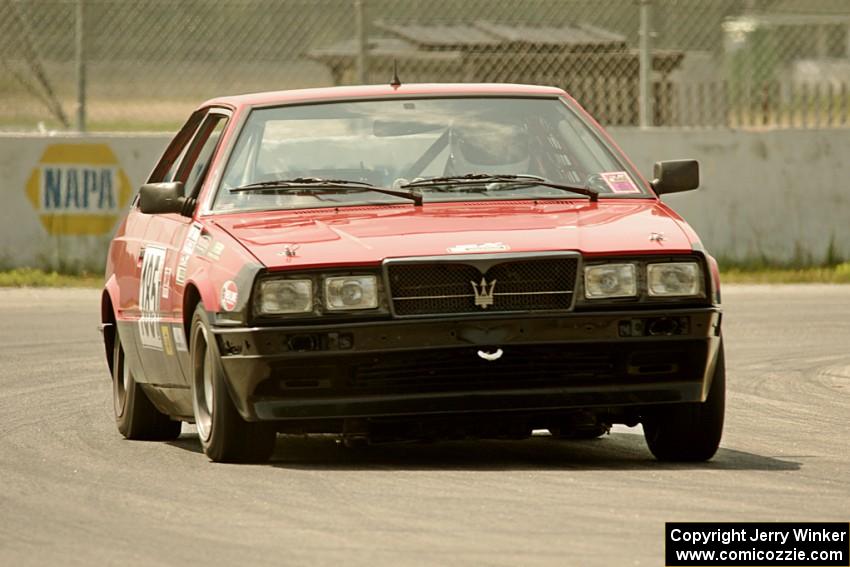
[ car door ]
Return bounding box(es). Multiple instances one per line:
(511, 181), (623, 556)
(136, 109), (231, 388)
(117, 110), (205, 384)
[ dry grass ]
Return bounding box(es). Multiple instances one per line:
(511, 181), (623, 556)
(720, 263), (850, 284)
(0, 268), (102, 288)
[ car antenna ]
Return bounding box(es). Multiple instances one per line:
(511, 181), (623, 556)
(390, 59), (401, 88)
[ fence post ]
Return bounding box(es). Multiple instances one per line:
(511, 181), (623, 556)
(638, 0), (653, 128)
(75, 0), (86, 132)
(354, 0), (368, 84)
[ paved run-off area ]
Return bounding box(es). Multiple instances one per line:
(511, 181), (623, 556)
(0, 286), (848, 566)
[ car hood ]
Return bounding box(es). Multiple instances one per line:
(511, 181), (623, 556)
(210, 200), (696, 270)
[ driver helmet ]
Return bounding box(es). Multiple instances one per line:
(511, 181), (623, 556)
(452, 118), (531, 174)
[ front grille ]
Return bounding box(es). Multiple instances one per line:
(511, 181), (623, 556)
(387, 256), (579, 316)
(346, 344), (698, 395)
(253, 341), (708, 399)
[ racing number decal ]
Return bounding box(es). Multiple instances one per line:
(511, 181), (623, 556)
(139, 245), (167, 349)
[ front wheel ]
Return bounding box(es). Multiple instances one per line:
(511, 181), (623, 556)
(190, 305), (276, 463)
(112, 329), (181, 440)
(642, 342), (725, 462)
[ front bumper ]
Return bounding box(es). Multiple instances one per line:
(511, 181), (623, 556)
(212, 308), (722, 421)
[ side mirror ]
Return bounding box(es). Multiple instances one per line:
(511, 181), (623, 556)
(651, 159), (699, 196)
(138, 182), (190, 215)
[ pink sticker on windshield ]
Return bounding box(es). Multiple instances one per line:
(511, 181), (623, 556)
(600, 171), (641, 194)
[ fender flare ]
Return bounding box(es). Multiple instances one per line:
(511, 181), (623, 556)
(102, 274), (120, 322)
(101, 274), (121, 375)
(184, 265), (218, 315)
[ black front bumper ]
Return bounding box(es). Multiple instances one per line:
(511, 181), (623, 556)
(212, 308), (722, 421)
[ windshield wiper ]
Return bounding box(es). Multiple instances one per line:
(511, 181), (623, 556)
(401, 173), (598, 202)
(230, 177), (422, 206)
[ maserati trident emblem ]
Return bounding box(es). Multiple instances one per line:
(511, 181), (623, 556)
(471, 277), (497, 309)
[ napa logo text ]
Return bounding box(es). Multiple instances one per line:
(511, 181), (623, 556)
(26, 143), (133, 235)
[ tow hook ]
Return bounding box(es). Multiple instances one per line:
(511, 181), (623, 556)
(477, 348), (504, 361)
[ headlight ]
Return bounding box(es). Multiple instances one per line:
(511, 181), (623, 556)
(324, 276), (378, 310)
(647, 262), (702, 297)
(584, 263), (637, 299)
(256, 279), (313, 314)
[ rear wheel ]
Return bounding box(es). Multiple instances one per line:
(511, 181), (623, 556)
(190, 305), (276, 463)
(642, 342), (725, 462)
(112, 329), (181, 440)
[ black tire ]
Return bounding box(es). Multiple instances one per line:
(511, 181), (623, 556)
(642, 341), (725, 462)
(113, 329), (182, 441)
(190, 305), (276, 463)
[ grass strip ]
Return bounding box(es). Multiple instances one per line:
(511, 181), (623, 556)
(720, 262), (850, 284)
(0, 268), (102, 288)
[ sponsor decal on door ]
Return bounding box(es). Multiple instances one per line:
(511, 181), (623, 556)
(172, 325), (188, 352)
(175, 222), (203, 286)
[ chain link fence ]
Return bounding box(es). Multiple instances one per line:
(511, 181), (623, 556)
(2, 0), (850, 131)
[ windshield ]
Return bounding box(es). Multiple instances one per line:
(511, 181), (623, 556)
(213, 97), (646, 212)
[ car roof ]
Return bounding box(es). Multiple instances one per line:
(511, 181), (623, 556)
(201, 83), (568, 110)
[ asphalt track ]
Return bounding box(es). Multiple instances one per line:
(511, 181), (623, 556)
(1, 285), (848, 566)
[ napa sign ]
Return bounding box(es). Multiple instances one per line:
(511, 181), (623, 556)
(26, 143), (133, 235)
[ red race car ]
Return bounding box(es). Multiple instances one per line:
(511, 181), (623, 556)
(101, 83), (723, 463)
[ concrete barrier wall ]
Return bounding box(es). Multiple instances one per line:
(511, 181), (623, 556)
(609, 128), (850, 263)
(0, 129), (847, 271)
